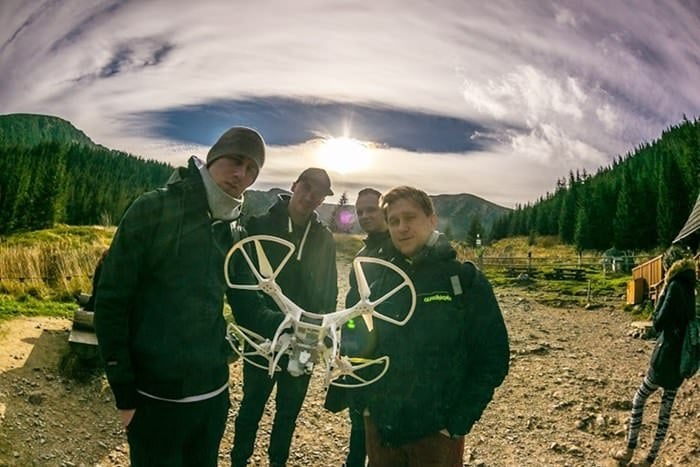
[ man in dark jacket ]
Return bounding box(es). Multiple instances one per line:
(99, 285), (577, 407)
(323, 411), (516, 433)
(95, 127), (282, 467)
(325, 187), (392, 467)
(362, 185), (509, 467)
(231, 168), (338, 467)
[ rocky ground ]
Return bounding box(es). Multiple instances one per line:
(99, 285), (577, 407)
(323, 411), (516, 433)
(1, 270), (699, 466)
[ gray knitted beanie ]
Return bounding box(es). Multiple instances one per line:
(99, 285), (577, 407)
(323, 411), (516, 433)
(206, 127), (265, 170)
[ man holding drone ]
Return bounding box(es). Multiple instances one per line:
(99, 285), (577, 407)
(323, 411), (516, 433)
(230, 168), (338, 467)
(325, 187), (393, 467)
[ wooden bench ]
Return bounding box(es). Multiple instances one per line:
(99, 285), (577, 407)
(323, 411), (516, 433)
(68, 293), (99, 352)
(544, 267), (587, 281)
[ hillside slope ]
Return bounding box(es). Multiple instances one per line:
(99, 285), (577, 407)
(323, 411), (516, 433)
(0, 113), (96, 147)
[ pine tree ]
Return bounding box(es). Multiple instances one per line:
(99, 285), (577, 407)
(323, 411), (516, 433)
(574, 190), (593, 252)
(329, 192), (351, 233)
(558, 173), (578, 243)
(657, 154), (689, 246)
(466, 214), (483, 246)
(613, 168), (636, 249)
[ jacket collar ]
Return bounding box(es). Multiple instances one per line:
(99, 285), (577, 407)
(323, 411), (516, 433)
(364, 230), (391, 249)
(269, 193), (320, 227)
(388, 232), (457, 266)
(664, 258), (696, 287)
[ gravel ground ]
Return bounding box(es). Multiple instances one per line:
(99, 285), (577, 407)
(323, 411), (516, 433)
(1, 261), (699, 466)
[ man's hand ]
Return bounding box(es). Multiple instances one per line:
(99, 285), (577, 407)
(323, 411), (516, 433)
(119, 409), (136, 429)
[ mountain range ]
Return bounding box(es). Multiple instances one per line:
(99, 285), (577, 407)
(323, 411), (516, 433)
(0, 113), (510, 239)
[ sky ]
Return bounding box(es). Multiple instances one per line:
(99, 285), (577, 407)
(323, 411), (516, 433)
(1, 0), (699, 208)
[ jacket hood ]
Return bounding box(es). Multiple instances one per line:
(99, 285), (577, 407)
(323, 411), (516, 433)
(269, 193), (320, 225)
(664, 258), (696, 287)
(166, 156), (200, 185)
(267, 193), (323, 262)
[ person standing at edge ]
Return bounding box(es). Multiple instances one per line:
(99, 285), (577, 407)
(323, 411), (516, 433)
(325, 187), (392, 467)
(231, 167), (338, 467)
(611, 246), (696, 466)
(95, 126), (282, 466)
(362, 185), (509, 467)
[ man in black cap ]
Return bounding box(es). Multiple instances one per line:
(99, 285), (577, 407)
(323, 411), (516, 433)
(231, 167), (338, 467)
(96, 127), (282, 467)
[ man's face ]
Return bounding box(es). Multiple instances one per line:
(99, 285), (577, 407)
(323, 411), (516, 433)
(289, 179), (326, 222)
(208, 155), (258, 198)
(386, 198), (437, 257)
(355, 193), (387, 234)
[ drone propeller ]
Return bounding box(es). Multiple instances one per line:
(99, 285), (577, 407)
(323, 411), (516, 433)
(224, 235), (416, 389)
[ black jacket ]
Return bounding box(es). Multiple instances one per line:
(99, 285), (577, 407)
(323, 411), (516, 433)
(342, 230), (393, 355)
(649, 258), (696, 389)
(245, 195), (338, 314)
(363, 235), (509, 446)
(95, 157), (278, 409)
(324, 230), (392, 412)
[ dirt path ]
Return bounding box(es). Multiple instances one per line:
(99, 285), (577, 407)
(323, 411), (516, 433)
(1, 289), (698, 466)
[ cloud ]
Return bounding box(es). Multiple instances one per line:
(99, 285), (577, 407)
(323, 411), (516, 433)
(554, 6), (578, 28)
(462, 65), (587, 123)
(1, 0), (699, 206)
(131, 97), (493, 153)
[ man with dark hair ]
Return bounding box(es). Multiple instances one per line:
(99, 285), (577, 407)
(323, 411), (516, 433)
(231, 167), (338, 467)
(326, 187), (393, 467)
(362, 185), (509, 467)
(96, 127), (281, 466)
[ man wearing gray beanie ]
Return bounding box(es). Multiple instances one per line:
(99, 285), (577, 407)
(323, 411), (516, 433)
(96, 126), (283, 467)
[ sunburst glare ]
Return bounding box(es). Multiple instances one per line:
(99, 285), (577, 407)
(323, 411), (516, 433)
(315, 137), (374, 174)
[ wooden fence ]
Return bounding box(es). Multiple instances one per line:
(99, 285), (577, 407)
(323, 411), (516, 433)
(631, 255), (663, 301)
(459, 253), (657, 272)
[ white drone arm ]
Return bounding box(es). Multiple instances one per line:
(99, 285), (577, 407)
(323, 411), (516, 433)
(224, 235), (416, 388)
(226, 322), (279, 372)
(329, 356), (391, 388)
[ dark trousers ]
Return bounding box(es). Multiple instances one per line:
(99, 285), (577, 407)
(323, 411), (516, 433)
(364, 416), (464, 467)
(231, 362), (311, 466)
(126, 389), (229, 467)
(346, 406), (367, 467)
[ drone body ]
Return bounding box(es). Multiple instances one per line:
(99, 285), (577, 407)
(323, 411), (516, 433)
(224, 235), (416, 389)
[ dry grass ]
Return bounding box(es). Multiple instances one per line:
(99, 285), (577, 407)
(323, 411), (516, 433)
(0, 225), (113, 299)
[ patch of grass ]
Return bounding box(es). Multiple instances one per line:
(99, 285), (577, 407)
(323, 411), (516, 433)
(625, 301), (655, 320)
(333, 233), (364, 259)
(1, 224), (114, 247)
(0, 225), (112, 299)
(0, 294), (75, 321)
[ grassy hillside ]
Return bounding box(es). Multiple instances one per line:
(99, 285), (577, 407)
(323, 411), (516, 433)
(0, 113), (96, 147)
(0, 226), (643, 324)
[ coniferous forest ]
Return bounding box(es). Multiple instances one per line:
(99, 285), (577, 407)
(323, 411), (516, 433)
(0, 142), (171, 234)
(1, 114), (699, 252)
(489, 117), (700, 252)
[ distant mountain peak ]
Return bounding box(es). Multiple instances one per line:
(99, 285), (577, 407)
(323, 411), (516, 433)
(0, 113), (96, 148)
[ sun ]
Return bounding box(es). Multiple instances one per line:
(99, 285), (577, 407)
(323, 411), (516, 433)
(315, 137), (373, 174)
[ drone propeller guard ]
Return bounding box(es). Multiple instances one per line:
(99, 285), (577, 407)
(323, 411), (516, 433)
(224, 234), (416, 388)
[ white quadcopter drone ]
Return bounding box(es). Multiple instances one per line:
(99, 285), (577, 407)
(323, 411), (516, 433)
(224, 234), (416, 389)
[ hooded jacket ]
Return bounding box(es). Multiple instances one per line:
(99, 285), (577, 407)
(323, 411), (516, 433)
(95, 157), (279, 409)
(363, 234), (509, 446)
(245, 194), (338, 314)
(649, 258), (697, 388)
